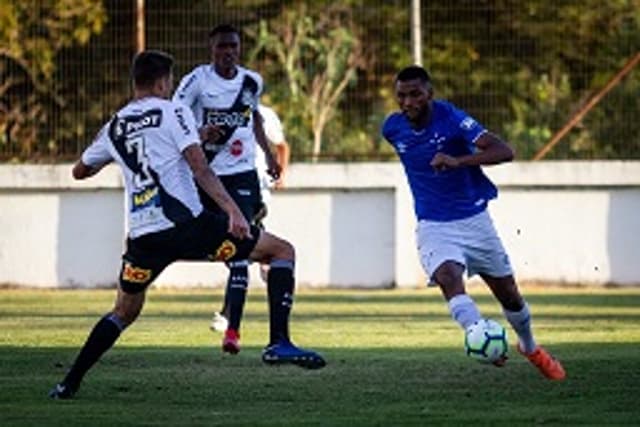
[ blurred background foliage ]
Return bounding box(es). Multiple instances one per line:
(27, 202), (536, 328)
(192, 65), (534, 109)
(0, 0), (638, 162)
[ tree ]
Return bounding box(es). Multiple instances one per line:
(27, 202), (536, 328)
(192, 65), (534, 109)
(0, 0), (105, 159)
(419, 0), (640, 159)
(248, 2), (366, 161)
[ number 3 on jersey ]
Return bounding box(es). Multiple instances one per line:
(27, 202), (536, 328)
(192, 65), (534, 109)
(125, 135), (153, 188)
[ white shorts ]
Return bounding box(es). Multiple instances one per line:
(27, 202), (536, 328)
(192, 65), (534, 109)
(416, 210), (513, 284)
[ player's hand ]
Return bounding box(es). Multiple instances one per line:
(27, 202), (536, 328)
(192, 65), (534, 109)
(431, 152), (460, 171)
(227, 210), (252, 240)
(266, 156), (282, 181)
(199, 124), (224, 144)
(274, 175), (285, 189)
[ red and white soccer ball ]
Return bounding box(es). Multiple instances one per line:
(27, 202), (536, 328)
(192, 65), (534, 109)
(464, 318), (508, 363)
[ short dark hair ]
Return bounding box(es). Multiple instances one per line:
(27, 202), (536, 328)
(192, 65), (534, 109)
(396, 65), (432, 84)
(131, 50), (174, 88)
(208, 24), (240, 40)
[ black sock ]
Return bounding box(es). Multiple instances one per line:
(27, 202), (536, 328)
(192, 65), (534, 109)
(63, 313), (126, 389)
(227, 260), (249, 331)
(220, 284), (230, 317)
(267, 260), (295, 345)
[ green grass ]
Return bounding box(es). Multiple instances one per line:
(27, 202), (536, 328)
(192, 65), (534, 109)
(1, 286), (640, 426)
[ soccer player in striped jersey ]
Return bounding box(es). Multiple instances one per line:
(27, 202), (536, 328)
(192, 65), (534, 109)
(382, 65), (565, 380)
(173, 24), (281, 354)
(49, 50), (324, 400)
(209, 103), (291, 332)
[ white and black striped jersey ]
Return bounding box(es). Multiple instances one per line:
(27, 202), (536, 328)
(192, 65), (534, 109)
(255, 104), (286, 202)
(81, 97), (203, 239)
(173, 64), (263, 176)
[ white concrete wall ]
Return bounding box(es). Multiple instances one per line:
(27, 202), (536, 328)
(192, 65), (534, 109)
(0, 162), (638, 288)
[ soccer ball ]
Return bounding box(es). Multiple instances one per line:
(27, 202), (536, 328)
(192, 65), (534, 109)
(464, 318), (508, 363)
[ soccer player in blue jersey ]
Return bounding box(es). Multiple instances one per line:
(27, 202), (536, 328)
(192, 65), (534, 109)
(382, 65), (565, 380)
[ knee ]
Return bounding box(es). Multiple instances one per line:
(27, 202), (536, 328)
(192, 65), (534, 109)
(433, 262), (465, 297)
(276, 239), (295, 261)
(434, 262), (463, 287)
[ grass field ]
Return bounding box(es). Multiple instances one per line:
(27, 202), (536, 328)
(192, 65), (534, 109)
(1, 285), (639, 426)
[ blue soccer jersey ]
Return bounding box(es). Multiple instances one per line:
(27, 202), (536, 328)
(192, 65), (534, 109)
(382, 100), (498, 222)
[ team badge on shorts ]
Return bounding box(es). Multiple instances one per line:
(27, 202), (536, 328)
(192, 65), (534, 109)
(210, 240), (237, 261)
(121, 262), (152, 284)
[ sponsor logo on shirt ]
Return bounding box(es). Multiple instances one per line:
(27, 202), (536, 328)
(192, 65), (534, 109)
(174, 107), (191, 135)
(121, 262), (152, 283)
(204, 108), (251, 128)
(460, 117), (477, 131)
(112, 110), (162, 139)
(132, 186), (160, 209)
(210, 240), (237, 261)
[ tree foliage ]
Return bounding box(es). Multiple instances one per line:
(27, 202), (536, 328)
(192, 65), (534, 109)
(1, 0), (639, 161)
(0, 0), (105, 159)
(419, 0), (640, 159)
(248, 2), (367, 161)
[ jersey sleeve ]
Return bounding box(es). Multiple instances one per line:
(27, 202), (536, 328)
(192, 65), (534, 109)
(81, 123), (113, 166)
(247, 69), (263, 111)
(260, 106), (285, 144)
(381, 114), (398, 145)
(448, 103), (486, 144)
(172, 69), (200, 110)
(168, 103), (201, 152)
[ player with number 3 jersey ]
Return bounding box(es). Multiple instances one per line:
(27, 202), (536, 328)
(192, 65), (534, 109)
(49, 50), (325, 400)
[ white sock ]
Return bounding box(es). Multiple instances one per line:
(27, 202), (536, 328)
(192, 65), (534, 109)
(503, 303), (537, 354)
(448, 294), (482, 330)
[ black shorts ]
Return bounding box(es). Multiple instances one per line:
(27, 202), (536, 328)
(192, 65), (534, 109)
(119, 210), (261, 294)
(199, 169), (262, 222)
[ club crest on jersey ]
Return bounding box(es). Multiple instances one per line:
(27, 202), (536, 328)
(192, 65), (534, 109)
(210, 240), (237, 261)
(230, 140), (243, 156)
(121, 262), (152, 283)
(428, 132), (446, 145)
(460, 117), (477, 131)
(241, 88), (258, 109)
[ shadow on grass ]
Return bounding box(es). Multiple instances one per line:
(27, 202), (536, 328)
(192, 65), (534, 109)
(143, 289), (640, 309)
(2, 288), (640, 425)
(1, 342), (639, 427)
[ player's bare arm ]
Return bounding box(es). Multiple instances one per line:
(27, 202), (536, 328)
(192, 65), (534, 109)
(72, 160), (112, 180)
(183, 144), (251, 239)
(431, 132), (514, 171)
(274, 141), (290, 188)
(253, 109), (281, 180)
